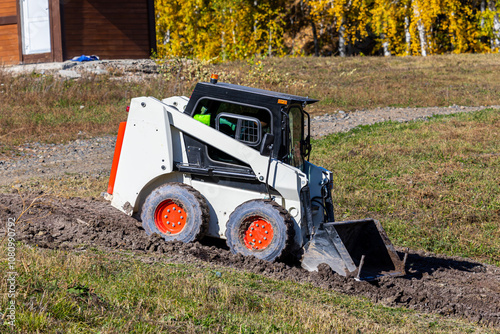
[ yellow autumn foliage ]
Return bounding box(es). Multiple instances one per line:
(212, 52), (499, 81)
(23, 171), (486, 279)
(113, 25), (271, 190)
(155, 0), (500, 59)
(155, 0), (286, 61)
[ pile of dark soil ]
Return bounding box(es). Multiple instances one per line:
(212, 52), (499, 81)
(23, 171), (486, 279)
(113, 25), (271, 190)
(1, 193), (499, 326)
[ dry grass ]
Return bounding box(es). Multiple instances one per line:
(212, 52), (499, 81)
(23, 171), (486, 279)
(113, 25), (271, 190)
(1, 173), (110, 199)
(0, 244), (491, 333)
(1, 53), (499, 147)
(214, 53), (500, 114)
(0, 71), (177, 147)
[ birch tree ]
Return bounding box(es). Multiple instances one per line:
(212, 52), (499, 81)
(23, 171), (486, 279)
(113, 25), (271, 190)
(489, 0), (500, 51)
(412, 0), (427, 56)
(371, 0), (400, 56)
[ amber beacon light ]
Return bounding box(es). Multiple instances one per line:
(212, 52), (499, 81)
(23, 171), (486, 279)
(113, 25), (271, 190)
(210, 74), (219, 84)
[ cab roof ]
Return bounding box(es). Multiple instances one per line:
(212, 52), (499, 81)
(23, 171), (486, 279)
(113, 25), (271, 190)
(197, 81), (319, 105)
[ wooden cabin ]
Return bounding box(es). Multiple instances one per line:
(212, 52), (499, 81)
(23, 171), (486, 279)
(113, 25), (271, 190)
(0, 0), (156, 65)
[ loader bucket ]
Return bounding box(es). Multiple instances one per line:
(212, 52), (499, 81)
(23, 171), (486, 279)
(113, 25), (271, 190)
(301, 219), (405, 280)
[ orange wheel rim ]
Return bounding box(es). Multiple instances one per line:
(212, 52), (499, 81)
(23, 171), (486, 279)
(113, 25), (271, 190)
(154, 200), (187, 235)
(243, 218), (274, 250)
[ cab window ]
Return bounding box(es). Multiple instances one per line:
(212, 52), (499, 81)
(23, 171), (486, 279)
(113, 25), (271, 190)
(288, 106), (304, 168)
(216, 113), (261, 145)
(193, 98), (272, 140)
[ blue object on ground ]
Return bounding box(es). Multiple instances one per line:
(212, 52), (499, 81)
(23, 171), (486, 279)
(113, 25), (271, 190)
(72, 55), (100, 62)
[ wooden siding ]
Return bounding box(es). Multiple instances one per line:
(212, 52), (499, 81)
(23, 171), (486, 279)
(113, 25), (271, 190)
(0, 24), (19, 64)
(0, 0), (17, 17)
(0, 0), (19, 65)
(61, 0), (153, 60)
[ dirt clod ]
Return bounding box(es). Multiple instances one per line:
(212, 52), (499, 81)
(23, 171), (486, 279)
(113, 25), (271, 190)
(1, 193), (499, 327)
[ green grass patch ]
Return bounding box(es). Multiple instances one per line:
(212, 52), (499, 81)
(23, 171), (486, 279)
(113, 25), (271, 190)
(310, 108), (500, 265)
(0, 245), (492, 333)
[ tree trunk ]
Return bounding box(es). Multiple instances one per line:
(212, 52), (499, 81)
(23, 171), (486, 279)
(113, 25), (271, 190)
(328, 25), (336, 56)
(230, 8), (237, 57)
(493, 14), (500, 51)
(311, 19), (319, 56)
(268, 27), (272, 57)
(481, 0), (486, 29)
(221, 9), (226, 61)
(254, 0), (258, 56)
(381, 33), (391, 56)
(491, 1), (500, 51)
(404, 3), (411, 55)
(404, 16), (411, 55)
(413, 1), (427, 56)
(164, 29), (170, 45)
(339, 17), (346, 57)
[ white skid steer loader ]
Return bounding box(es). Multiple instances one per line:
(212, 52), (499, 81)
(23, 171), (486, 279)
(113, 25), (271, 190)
(105, 75), (406, 280)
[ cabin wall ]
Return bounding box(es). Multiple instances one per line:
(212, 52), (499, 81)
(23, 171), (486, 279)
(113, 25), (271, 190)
(61, 0), (155, 60)
(0, 0), (20, 65)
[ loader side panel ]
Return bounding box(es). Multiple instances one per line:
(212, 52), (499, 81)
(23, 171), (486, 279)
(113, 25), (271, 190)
(188, 179), (303, 245)
(188, 180), (267, 238)
(111, 98), (174, 215)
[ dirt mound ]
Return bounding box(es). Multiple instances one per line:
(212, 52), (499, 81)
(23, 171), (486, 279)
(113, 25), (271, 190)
(1, 193), (499, 326)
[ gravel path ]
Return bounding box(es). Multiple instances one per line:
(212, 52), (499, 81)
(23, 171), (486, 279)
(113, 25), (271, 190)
(311, 105), (500, 137)
(1, 105), (499, 186)
(0, 136), (115, 186)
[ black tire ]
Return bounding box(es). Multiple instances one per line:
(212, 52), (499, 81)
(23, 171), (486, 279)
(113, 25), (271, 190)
(141, 183), (209, 243)
(225, 199), (294, 261)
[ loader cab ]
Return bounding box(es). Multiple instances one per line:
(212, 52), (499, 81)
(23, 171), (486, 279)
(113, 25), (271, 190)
(184, 81), (317, 175)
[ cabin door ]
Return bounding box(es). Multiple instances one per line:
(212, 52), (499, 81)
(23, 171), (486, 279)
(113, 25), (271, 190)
(18, 0), (62, 63)
(20, 0), (51, 55)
